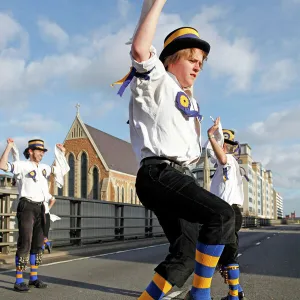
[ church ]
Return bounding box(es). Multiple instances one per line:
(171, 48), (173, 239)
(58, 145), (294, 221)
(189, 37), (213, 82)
(50, 106), (140, 204)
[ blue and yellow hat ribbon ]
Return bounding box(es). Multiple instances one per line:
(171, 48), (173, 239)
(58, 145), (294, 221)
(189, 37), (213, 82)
(111, 67), (153, 97)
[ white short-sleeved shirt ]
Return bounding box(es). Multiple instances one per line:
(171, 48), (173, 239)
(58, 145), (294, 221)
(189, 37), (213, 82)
(210, 154), (244, 206)
(129, 46), (202, 166)
(7, 160), (53, 204)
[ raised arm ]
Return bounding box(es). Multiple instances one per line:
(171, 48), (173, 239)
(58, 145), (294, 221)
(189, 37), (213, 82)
(131, 0), (167, 62)
(207, 117), (227, 165)
(0, 138), (14, 171)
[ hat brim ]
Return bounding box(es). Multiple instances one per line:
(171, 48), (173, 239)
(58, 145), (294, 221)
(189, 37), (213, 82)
(159, 37), (210, 63)
(224, 139), (238, 146)
(25, 147), (48, 152)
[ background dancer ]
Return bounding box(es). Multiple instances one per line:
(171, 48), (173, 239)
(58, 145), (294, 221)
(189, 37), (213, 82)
(0, 138), (65, 292)
(207, 117), (246, 300)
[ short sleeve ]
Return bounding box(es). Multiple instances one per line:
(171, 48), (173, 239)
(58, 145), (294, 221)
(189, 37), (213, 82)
(130, 45), (166, 79)
(7, 161), (24, 175)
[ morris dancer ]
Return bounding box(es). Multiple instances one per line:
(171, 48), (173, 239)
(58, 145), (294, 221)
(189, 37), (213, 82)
(113, 1), (237, 299)
(206, 117), (246, 300)
(0, 138), (66, 292)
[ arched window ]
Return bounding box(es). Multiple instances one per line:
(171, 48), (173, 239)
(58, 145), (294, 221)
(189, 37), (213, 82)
(121, 187), (124, 203)
(130, 189), (133, 204)
(117, 186), (120, 202)
(92, 167), (99, 200)
(57, 187), (63, 196)
(81, 152), (88, 198)
(68, 153), (75, 197)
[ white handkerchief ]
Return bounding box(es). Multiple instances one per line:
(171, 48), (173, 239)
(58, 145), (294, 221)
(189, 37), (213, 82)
(50, 214), (61, 222)
(12, 143), (20, 162)
(203, 119), (224, 164)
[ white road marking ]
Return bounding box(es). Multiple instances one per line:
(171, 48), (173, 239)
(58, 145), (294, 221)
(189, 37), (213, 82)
(0, 243), (169, 274)
(256, 242), (261, 245)
(267, 237), (270, 239)
(163, 291), (184, 299)
(237, 253), (242, 257)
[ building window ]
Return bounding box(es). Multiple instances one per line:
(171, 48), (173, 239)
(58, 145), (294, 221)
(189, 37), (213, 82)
(122, 187), (124, 203)
(57, 187), (63, 196)
(92, 167), (99, 200)
(81, 152), (88, 198)
(130, 189), (133, 204)
(68, 153), (75, 197)
(117, 186), (120, 202)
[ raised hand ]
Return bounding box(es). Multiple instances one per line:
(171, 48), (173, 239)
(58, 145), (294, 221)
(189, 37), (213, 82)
(56, 144), (66, 153)
(207, 117), (220, 136)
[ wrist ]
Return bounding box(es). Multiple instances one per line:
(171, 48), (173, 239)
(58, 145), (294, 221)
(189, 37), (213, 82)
(208, 133), (215, 139)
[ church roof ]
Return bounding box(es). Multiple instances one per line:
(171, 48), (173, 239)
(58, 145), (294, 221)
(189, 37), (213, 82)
(84, 123), (139, 176)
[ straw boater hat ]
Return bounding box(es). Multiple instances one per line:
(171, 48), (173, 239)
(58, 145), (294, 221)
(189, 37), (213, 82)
(23, 139), (48, 158)
(159, 27), (210, 63)
(222, 129), (239, 146)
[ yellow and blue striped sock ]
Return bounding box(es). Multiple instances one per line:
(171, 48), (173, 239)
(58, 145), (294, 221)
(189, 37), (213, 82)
(15, 256), (24, 284)
(29, 254), (38, 282)
(225, 264), (240, 300)
(191, 242), (225, 300)
(138, 273), (172, 300)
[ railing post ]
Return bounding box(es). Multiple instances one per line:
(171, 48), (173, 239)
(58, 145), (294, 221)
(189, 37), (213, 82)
(145, 208), (149, 238)
(76, 200), (82, 246)
(69, 199), (76, 245)
(120, 204), (124, 241)
(3, 194), (11, 254)
(149, 210), (153, 238)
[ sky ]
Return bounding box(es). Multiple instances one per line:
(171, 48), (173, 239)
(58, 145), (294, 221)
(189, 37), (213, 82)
(0, 0), (299, 215)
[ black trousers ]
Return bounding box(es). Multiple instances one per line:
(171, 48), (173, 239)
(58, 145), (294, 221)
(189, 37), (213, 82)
(16, 198), (45, 257)
(218, 204), (243, 265)
(43, 213), (51, 238)
(136, 161), (235, 287)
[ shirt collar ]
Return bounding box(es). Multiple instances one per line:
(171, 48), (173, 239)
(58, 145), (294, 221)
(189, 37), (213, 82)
(167, 71), (194, 98)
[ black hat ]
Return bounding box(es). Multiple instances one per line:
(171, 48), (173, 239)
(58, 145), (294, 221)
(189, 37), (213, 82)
(23, 139), (48, 157)
(159, 27), (210, 63)
(223, 129), (239, 146)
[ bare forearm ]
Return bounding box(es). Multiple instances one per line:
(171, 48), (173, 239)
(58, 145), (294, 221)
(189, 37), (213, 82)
(0, 147), (12, 171)
(209, 137), (227, 165)
(132, 0), (166, 62)
(49, 198), (56, 210)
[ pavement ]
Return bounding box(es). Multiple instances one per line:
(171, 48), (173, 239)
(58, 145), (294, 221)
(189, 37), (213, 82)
(0, 225), (299, 300)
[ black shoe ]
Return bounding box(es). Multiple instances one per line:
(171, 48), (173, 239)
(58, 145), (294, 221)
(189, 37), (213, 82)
(14, 282), (30, 292)
(221, 291), (245, 300)
(45, 242), (52, 254)
(28, 279), (48, 289)
(184, 291), (213, 300)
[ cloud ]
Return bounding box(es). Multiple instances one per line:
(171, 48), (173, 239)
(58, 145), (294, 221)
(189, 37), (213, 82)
(260, 59), (298, 92)
(0, 12), (29, 58)
(117, 0), (131, 18)
(239, 106), (300, 190)
(244, 105), (300, 143)
(1, 113), (62, 134)
(191, 5), (259, 91)
(37, 18), (69, 50)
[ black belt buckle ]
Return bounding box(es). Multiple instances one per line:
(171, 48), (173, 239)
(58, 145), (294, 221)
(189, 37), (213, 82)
(21, 198), (43, 206)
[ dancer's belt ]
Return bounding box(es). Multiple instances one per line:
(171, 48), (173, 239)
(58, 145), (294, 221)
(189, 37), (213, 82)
(140, 157), (194, 177)
(20, 197), (44, 206)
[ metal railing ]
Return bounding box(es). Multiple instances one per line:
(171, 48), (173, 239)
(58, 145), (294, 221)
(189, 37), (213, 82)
(0, 189), (279, 255)
(0, 189), (164, 254)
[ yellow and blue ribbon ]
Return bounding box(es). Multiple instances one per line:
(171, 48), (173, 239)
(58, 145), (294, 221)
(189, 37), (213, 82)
(28, 170), (37, 181)
(175, 91), (203, 121)
(111, 67), (153, 97)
